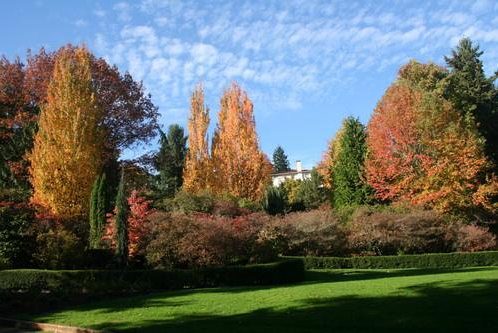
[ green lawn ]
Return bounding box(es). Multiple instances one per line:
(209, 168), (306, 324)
(18, 267), (498, 332)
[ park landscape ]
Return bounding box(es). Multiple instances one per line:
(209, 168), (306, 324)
(1, 1), (498, 332)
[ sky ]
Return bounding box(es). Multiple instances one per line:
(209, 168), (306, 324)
(1, 0), (498, 169)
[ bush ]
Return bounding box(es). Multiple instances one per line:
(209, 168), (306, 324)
(297, 251), (498, 269)
(261, 186), (286, 215)
(0, 203), (35, 268)
(33, 228), (85, 269)
(456, 224), (496, 252)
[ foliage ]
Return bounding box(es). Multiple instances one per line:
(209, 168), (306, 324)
(299, 251), (498, 269)
(211, 82), (272, 201)
(316, 126), (344, 189)
(33, 228), (83, 269)
(89, 173), (108, 249)
(366, 60), (494, 213)
(331, 117), (370, 208)
(278, 178), (305, 211)
(0, 203), (35, 268)
(261, 186), (286, 215)
(295, 169), (329, 210)
(183, 84), (211, 194)
(114, 170), (128, 265)
(444, 38), (498, 170)
(455, 224), (497, 252)
(127, 190), (153, 257)
(28, 46), (103, 219)
(272, 146), (290, 173)
(154, 124), (187, 197)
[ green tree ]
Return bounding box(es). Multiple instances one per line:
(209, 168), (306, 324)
(296, 169), (329, 210)
(272, 146), (290, 173)
(114, 169), (128, 266)
(261, 186), (286, 215)
(89, 173), (108, 249)
(154, 124), (188, 197)
(332, 117), (370, 208)
(444, 38), (498, 170)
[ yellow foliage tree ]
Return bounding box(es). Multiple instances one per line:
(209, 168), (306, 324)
(183, 83), (211, 194)
(29, 46), (103, 218)
(211, 82), (271, 201)
(316, 126), (344, 189)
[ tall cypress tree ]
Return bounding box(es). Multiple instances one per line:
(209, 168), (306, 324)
(272, 146), (290, 173)
(89, 173), (109, 249)
(444, 38), (498, 170)
(154, 124), (187, 197)
(114, 169), (128, 266)
(332, 117), (370, 208)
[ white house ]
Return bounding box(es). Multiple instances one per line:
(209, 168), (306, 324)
(271, 160), (312, 187)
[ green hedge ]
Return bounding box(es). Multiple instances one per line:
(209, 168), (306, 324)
(0, 259), (304, 296)
(292, 251), (498, 270)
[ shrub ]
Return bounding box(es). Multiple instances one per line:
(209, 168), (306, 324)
(169, 191), (216, 214)
(33, 228), (84, 269)
(0, 203), (35, 268)
(297, 251), (498, 269)
(261, 186), (286, 215)
(456, 224), (496, 252)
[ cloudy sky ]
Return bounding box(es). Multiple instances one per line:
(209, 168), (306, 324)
(2, 0), (498, 167)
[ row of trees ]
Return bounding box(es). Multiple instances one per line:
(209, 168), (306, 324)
(318, 38), (497, 216)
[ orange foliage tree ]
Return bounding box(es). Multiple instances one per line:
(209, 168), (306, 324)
(211, 82), (272, 201)
(183, 84), (211, 194)
(28, 46), (103, 218)
(366, 61), (495, 213)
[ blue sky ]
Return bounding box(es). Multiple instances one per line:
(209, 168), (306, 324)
(1, 0), (498, 168)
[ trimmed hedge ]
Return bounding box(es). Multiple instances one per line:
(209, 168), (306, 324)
(294, 251), (498, 269)
(0, 259), (304, 296)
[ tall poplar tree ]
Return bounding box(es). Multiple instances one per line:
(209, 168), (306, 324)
(29, 46), (103, 218)
(183, 84), (211, 194)
(272, 146), (290, 173)
(211, 82), (272, 201)
(332, 117), (370, 208)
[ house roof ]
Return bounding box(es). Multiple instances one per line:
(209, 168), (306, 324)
(271, 169), (311, 177)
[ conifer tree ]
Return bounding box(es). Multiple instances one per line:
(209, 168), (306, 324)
(154, 124), (187, 197)
(332, 117), (370, 208)
(272, 146), (290, 173)
(29, 46), (103, 218)
(89, 173), (108, 249)
(114, 169), (128, 265)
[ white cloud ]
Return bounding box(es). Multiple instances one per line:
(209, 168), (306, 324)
(74, 19), (87, 27)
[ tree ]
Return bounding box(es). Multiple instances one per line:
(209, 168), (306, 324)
(28, 46), (103, 219)
(89, 173), (108, 249)
(183, 84), (211, 194)
(316, 126), (344, 189)
(127, 189), (152, 257)
(114, 169), (128, 265)
(296, 169), (329, 210)
(211, 82), (272, 201)
(154, 124), (187, 197)
(272, 146), (290, 173)
(332, 117), (370, 208)
(261, 186), (286, 215)
(444, 38), (498, 170)
(366, 61), (495, 213)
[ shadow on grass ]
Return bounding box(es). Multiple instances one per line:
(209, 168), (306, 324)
(90, 278), (498, 333)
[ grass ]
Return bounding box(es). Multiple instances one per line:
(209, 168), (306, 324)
(17, 267), (498, 332)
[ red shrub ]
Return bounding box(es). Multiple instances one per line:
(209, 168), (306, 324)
(456, 224), (496, 252)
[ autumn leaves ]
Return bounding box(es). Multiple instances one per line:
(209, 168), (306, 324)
(184, 83), (272, 202)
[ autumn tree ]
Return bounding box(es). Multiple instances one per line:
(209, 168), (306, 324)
(211, 82), (272, 201)
(29, 46), (103, 218)
(127, 189), (152, 257)
(367, 60), (495, 213)
(183, 84), (211, 194)
(272, 146), (290, 173)
(154, 124), (187, 197)
(316, 126), (344, 189)
(444, 38), (498, 170)
(332, 117), (370, 208)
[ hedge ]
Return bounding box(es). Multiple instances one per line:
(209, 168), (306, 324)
(293, 251), (498, 269)
(0, 259), (304, 296)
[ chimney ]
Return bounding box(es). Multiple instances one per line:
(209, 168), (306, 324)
(296, 160), (302, 172)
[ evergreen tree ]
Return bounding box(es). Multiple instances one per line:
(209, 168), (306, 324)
(272, 146), (290, 173)
(261, 186), (286, 215)
(154, 124), (187, 197)
(332, 117), (369, 208)
(114, 169), (128, 266)
(296, 169), (328, 210)
(89, 173), (108, 249)
(444, 38), (498, 170)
